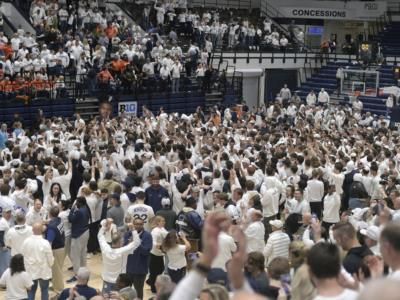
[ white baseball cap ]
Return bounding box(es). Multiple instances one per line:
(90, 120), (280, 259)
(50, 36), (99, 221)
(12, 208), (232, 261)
(269, 219), (283, 229)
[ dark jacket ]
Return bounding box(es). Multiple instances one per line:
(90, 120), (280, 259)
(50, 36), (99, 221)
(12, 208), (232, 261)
(343, 245), (373, 275)
(46, 217), (65, 249)
(68, 206), (90, 238)
(145, 185), (169, 213)
(176, 207), (203, 239)
(125, 230), (153, 275)
(58, 284), (97, 300)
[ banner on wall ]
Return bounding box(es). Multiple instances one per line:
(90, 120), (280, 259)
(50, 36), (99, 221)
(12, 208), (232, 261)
(278, 1), (387, 20)
(118, 101), (138, 116)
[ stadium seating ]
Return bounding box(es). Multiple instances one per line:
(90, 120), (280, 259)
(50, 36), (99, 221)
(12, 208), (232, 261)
(378, 22), (400, 56)
(297, 61), (396, 115)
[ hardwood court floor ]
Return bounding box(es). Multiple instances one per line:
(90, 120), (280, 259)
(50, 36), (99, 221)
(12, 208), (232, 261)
(0, 253), (154, 300)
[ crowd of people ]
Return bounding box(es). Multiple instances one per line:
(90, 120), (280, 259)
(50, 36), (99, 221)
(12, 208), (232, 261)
(0, 1), (399, 300)
(0, 87), (399, 300)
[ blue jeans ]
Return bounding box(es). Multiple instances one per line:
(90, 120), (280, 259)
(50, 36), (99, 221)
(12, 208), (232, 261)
(29, 279), (49, 300)
(102, 281), (116, 294)
(0, 247), (10, 277)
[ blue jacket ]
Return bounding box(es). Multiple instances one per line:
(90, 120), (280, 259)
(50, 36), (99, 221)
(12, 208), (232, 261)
(145, 185), (169, 213)
(125, 230), (152, 275)
(68, 206), (90, 238)
(46, 217), (65, 249)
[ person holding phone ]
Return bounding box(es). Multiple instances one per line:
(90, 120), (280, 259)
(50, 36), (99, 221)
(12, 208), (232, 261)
(162, 230), (191, 284)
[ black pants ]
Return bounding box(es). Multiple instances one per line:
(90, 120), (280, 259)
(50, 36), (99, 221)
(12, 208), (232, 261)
(168, 267), (186, 284)
(129, 274), (146, 300)
(310, 202), (322, 220)
(148, 254), (164, 293)
(87, 221), (100, 254)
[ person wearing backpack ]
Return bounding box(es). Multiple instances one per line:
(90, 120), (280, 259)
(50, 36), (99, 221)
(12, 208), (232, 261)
(348, 173), (369, 209)
(176, 197), (203, 253)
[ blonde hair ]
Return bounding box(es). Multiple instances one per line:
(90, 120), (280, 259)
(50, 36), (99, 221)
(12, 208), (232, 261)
(201, 284), (229, 300)
(151, 215), (165, 229)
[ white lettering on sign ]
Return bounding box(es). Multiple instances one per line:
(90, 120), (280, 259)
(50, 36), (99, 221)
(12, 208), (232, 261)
(292, 9), (346, 18)
(118, 101), (138, 116)
(364, 3), (378, 10)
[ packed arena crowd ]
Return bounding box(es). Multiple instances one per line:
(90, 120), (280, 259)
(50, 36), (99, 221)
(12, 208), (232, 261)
(0, 82), (399, 300)
(0, 0), (400, 300)
(0, 0), (301, 101)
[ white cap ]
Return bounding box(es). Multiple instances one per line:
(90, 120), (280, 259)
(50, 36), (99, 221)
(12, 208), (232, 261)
(360, 225), (380, 241)
(161, 197), (170, 206)
(269, 219), (283, 229)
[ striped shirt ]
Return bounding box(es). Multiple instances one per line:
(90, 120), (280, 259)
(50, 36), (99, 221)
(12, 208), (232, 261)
(263, 230), (290, 265)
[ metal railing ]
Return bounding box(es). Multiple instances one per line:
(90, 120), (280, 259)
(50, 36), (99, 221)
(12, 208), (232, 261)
(188, 0), (252, 10)
(211, 49), (400, 66)
(260, 0), (307, 51)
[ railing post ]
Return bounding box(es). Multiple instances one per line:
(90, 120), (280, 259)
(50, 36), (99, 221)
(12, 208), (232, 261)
(247, 51), (250, 64)
(294, 52), (297, 64)
(234, 51), (237, 64)
(271, 52), (274, 64)
(305, 51), (308, 63)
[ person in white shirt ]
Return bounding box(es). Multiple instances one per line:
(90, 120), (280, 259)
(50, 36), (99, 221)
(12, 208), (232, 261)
(21, 223), (54, 300)
(263, 220), (290, 266)
(211, 218), (237, 271)
(304, 169), (324, 219)
(148, 216), (168, 293)
(322, 184), (341, 233)
(318, 88), (330, 105)
(336, 67), (343, 95)
(162, 230), (191, 284)
(353, 97), (363, 113)
(306, 91), (317, 106)
(0, 207), (11, 276)
(244, 209), (265, 253)
(0, 254), (33, 300)
(171, 59), (182, 93)
(292, 189), (311, 215)
(25, 199), (47, 226)
(308, 242), (358, 300)
(127, 191), (155, 232)
(5, 212), (32, 256)
(385, 94), (395, 112)
(280, 84), (291, 104)
(360, 225), (380, 256)
(98, 219), (140, 293)
(327, 162), (344, 198)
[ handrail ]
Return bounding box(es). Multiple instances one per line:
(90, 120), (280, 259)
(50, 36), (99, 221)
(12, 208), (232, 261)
(260, 0), (307, 51)
(211, 51), (400, 66)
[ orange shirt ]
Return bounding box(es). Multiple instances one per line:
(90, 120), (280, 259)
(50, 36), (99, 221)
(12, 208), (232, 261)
(212, 114), (221, 126)
(3, 44), (13, 59)
(31, 79), (46, 90)
(111, 59), (129, 73)
(97, 70), (114, 83)
(0, 80), (13, 93)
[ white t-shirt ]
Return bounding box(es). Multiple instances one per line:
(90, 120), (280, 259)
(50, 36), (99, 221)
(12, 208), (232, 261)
(166, 245), (187, 270)
(314, 289), (358, 300)
(127, 203), (155, 231)
(0, 269), (33, 300)
(151, 227), (168, 256)
(211, 232), (237, 271)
